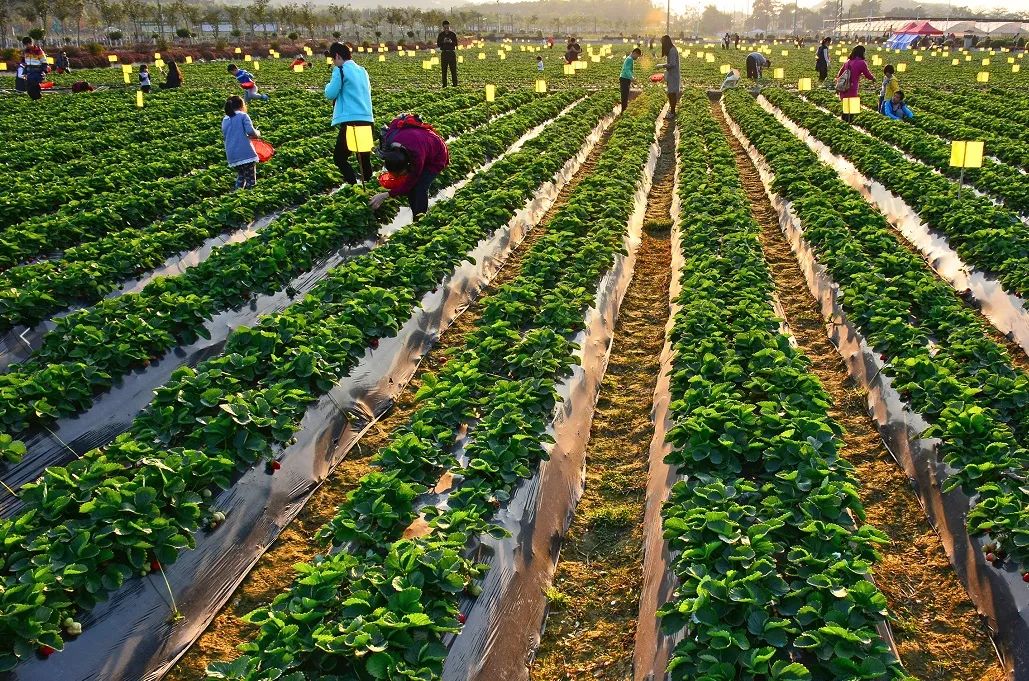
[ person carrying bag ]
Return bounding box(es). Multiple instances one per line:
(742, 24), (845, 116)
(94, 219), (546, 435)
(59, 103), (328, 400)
(325, 41), (374, 185)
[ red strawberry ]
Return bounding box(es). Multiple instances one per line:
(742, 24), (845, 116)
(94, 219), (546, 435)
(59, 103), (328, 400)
(456, 613), (467, 624)
(38, 645), (55, 657)
(986, 552), (996, 563)
(1022, 572), (1029, 583)
(879, 353), (886, 361)
(150, 559), (161, 571)
(370, 338), (380, 349)
(270, 460), (281, 470)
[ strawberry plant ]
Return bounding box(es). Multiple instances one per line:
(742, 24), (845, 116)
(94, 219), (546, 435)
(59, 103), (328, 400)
(656, 91), (909, 680)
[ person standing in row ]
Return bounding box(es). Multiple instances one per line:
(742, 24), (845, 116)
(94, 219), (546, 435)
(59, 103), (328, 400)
(745, 51), (770, 81)
(139, 64), (152, 93)
(222, 95), (263, 190)
(619, 47), (641, 111)
(228, 63), (269, 102)
(815, 36), (831, 83)
(20, 36), (48, 101)
(370, 115), (450, 219)
(325, 41), (374, 185)
(836, 45), (874, 123)
(656, 35), (680, 120)
(437, 20), (458, 87)
(879, 64), (899, 113)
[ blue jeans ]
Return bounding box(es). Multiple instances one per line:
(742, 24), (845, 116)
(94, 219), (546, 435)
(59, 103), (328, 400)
(408, 171), (439, 218)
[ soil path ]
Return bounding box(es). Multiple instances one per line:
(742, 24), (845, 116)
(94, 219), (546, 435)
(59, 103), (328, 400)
(530, 118), (675, 680)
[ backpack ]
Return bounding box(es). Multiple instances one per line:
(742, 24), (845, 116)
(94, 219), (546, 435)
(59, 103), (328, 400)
(379, 114), (441, 152)
(834, 65), (851, 92)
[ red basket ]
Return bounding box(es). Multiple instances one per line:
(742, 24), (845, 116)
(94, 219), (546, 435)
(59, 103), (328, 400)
(649, 73), (665, 83)
(252, 139), (275, 163)
(378, 171), (403, 190)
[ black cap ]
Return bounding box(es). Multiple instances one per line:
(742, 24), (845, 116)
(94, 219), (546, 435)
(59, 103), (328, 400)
(442, 20), (450, 26)
(327, 41), (351, 59)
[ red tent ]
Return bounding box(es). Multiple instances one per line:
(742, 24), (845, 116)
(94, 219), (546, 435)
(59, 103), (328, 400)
(896, 20), (943, 35)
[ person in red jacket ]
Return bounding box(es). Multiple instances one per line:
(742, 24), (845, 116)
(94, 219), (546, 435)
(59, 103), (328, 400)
(370, 117), (450, 219)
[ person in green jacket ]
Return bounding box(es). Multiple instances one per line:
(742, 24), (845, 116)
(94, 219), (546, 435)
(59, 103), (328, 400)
(620, 47), (642, 111)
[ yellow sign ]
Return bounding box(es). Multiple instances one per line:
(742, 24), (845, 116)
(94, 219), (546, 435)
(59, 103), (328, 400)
(304, 47), (313, 56)
(244, 54), (252, 62)
(253, 61), (260, 70)
(896, 63), (906, 72)
(345, 125), (374, 152)
(949, 140), (984, 168)
(981, 58), (990, 65)
(422, 60), (431, 70)
(155, 59), (165, 68)
(478, 52), (486, 60)
(123, 70), (130, 83)
(592, 55), (600, 63)
(798, 77), (812, 91)
(1009, 57), (1016, 64)
(108, 55), (118, 63)
(705, 53), (714, 63)
(154, 52), (161, 59)
(781, 49), (788, 56)
(773, 67), (784, 79)
(915, 55), (923, 62)
(720, 64), (731, 74)
(499, 51), (506, 60)
(457, 55), (464, 63)
(841, 97), (861, 115)
(234, 47), (241, 54)
(430, 56), (439, 66)
(293, 64), (303, 72)
(535, 79), (547, 93)
(1013, 64), (1021, 73)
(185, 56), (193, 64)
(326, 56), (333, 65)
(976, 71), (990, 82)
(122, 64), (131, 73)
(872, 56), (882, 66)
(379, 55), (386, 62)
(485, 84), (495, 102)
(564, 64), (575, 75)
(952, 58), (960, 65)
(136, 90), (144, 107)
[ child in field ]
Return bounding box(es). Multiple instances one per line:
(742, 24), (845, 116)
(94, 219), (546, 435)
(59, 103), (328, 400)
(228, 63), (269, 102)
(139, 64), (152, 93)
(222, 95), (262, 190)
(537, 55), (544, 72)
(879, 64), (899, 113)
(883, 91), (914, 120)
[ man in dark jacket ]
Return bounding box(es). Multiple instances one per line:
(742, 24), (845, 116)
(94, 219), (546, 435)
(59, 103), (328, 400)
(437, 20), (458, 87)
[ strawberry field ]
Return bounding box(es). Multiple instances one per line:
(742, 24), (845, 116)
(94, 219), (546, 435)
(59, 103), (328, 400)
(0, 38), (1026, 681)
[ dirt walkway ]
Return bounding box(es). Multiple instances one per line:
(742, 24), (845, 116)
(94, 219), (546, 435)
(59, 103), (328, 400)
(165, 121), (619, 681)
(530, 119), (675, 680)
(712, 101), (1005, 681)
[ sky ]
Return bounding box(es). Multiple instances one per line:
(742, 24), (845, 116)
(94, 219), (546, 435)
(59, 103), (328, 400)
(669, 0), (1022, 15)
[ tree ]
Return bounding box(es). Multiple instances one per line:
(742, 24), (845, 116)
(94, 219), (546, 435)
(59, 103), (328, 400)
(224, 3), (245, 35)
(248, 0), (269, 36)
(699, 4), (732, 35)
(121, 0), (149, 42)
(199, 4), (220, 38)
(749, 0), (781, 32)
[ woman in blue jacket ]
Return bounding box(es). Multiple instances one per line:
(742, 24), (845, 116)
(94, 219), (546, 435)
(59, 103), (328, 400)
(325, 42), (374, 184)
